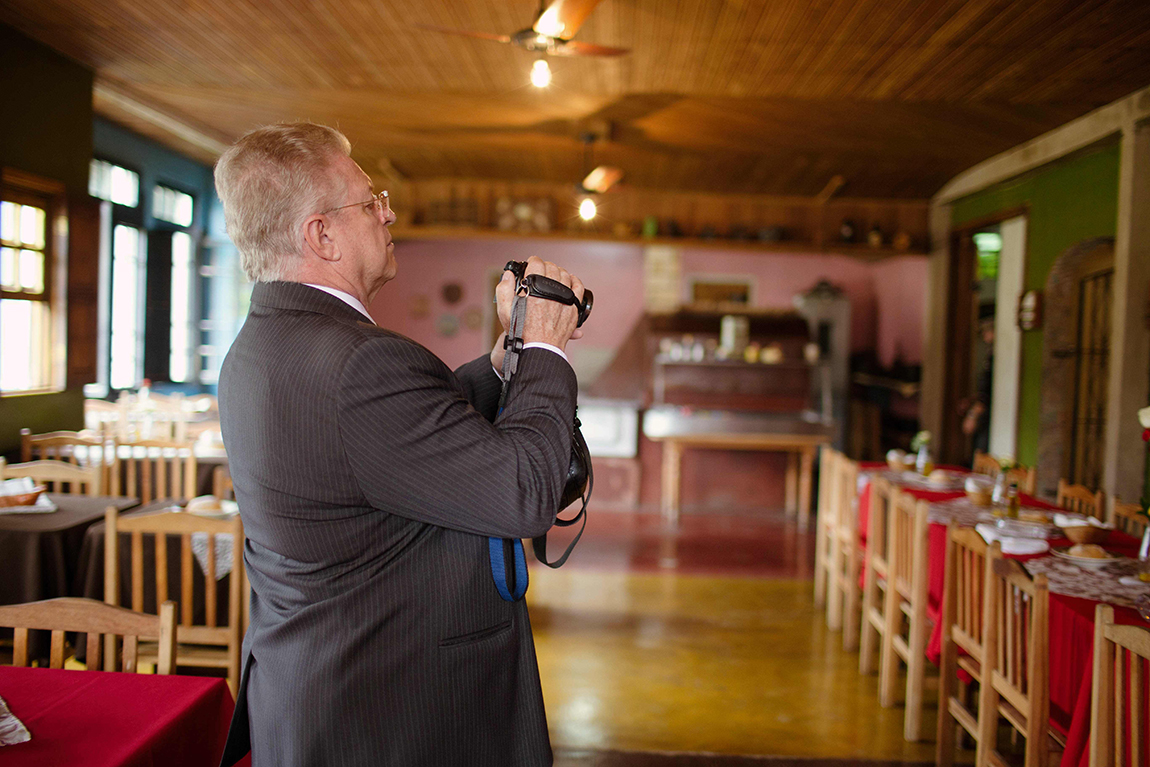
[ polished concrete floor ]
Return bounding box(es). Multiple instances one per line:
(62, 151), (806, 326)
(530, 510), (945, 765)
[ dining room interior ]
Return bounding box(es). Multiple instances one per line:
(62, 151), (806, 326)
(1, 1), (1150, 765)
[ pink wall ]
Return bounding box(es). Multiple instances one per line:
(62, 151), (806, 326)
(369, 236), (926, 378)
(871, 256), (929, 368)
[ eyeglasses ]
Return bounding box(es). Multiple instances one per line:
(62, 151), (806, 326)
(321, 190), (390, 217)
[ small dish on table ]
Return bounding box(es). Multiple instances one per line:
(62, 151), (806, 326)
(183, 496), (239, 519)
(1050, 544), (1118, 569)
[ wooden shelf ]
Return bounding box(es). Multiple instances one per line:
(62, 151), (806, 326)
(390, 225), (928, 260)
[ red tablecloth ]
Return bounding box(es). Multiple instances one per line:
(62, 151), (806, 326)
(0, 667), (242, 767)
(856, 475), (1147, 767)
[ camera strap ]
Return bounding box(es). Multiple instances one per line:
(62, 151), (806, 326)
(488, 284), (590, 602)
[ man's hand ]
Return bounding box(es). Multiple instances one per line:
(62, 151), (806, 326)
(494, 256), (585, 349)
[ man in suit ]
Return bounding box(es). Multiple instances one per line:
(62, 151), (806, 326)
(213, 122), (584, 766)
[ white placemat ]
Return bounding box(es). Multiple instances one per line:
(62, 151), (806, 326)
(0, 695), (30, 747)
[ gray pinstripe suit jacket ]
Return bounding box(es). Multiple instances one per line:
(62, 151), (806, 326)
(218, 281), (576, 767)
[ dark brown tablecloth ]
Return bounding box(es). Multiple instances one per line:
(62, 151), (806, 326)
(0, 494), (139, 606)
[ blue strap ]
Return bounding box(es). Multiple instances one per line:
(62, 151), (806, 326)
(488, 536), (528, 602)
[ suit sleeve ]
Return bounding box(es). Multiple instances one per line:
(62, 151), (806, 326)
(453, 354), (503, 422)
(337, 339), (577, 539)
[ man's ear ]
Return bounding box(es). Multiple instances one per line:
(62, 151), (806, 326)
(302, 214), (340, 263)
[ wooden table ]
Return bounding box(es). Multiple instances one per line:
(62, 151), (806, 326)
(642, 406), (833, 529)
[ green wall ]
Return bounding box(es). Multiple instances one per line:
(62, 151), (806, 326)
(0, 25), (94, 456)
(951, 141), (1121, 467)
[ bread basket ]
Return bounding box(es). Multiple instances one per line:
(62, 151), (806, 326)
(0, 486), (47, 508)
(1060, 525), (1110, 545)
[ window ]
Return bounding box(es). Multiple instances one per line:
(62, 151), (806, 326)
(154, 185), (193, 227)
(1, 170), (64, 395)
(169, 231), (194, 382)
(109, 224), (143, 390)
(89, 160), (139, 207)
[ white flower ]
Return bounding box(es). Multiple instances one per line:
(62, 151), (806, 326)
(1139, 406), (1150, 429)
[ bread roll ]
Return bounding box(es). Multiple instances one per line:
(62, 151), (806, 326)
(1068, 543), (1107, 559)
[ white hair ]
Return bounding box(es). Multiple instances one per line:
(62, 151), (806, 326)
(214, 122), (352, 281)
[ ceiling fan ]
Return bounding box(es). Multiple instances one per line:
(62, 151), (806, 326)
(415, 0), (629, 62)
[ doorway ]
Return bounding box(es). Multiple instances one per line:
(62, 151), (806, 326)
(940, 212), (1027, 467)
(1037, 238), (1115, 495)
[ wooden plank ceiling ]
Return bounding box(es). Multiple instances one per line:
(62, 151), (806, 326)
(3, 0), (1150, 198)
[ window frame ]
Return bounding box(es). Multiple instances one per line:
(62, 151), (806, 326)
(0, 167), (67, 396)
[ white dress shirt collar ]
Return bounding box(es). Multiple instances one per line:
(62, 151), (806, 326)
(303, 283), (374, 324)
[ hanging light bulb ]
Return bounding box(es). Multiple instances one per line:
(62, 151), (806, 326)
(579, 197), (597, 221)
(530, 58), (552, 88)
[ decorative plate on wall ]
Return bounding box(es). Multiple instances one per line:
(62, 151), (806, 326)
(437, 314), (459, 337)
(442, 283), (463, 305)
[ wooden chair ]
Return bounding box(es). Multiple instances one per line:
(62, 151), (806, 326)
(1057, 479), (1105, 520)
(878, 492), (933, 741)
(213, 465), (234, 501)
(860, 476), (895, 675)
(105, 506), (244, 693)
(19, 428), (108, 492)
(972, 450), (999, 478)
(829, 454), (863, 650)
(981, 547), (1061, 767)
(972, 451), (1038, 495)
(937, 525), (991, 766)
(0, 458), (100, 496)
(84, 397), (129, 440)
(1112, 498), (1148, 539)
(1090, 603), (1150, 767)
(112, 438), (197, 504)
(0, 597), (176, 674)
(814, 446), (840, 610)
(1004, 465), (1038, 496)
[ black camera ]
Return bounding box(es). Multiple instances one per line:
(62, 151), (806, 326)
(500, 260), (592, 568)
(504, 260), (593, 328)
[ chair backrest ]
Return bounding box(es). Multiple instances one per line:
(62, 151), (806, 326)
(105, 506), (243, 651)
(942, 525), (990, 660)
(1112, 498), (1148, 539)
(112, 438), (197, 503)
(972, 450), (999, 477)
(818, 446), (846, 531)
(986, 546), (1049, 744)
(84, 398), (129, 440)
(973, 451), (1037, 495)
(20, 428), (103, 463)
(1090, 603), (1150, 767)
(867, 477), (896, 573)
(889, 491), (928, 602)
(1057, 479), (1105, 520)
(1005, 466), (1036, 496)
(212, 464), (234, 501)
(834, 454), (859, 537)
(0, 597), (176, 674)
(0, 458), (100, 496)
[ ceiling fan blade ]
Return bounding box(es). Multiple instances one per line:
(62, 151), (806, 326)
(551, 40), (630, 57)
(582, 165), (623, 194)
(533, 0), (604, 40)
(413, 23), (512, 44)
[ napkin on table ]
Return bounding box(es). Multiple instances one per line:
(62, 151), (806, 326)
(0, 477), (36, 496)
(975, 524), (1050, 556)
(1052, 512), (1112, 529)
(0, 695), (30, 746)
